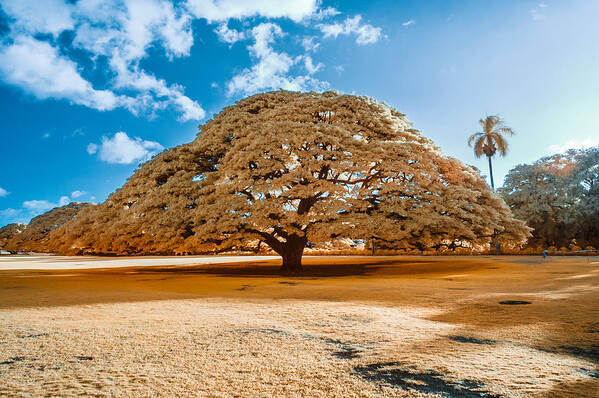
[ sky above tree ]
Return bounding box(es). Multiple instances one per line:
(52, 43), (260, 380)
(1, 0), (598, 226)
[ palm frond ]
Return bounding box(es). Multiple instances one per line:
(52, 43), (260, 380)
(490, 132), (508, 155)
(467, 132), (483, 146)
(496, 126), (515, 136)
(484, 117), (493, 134)
(485, 115), (503, 133)
(471, 115), (514, 157)
(474, 136), (486, 157)
(490, 115), (502, 124)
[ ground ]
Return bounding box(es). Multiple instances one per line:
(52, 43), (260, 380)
(0, 255), (597, 397)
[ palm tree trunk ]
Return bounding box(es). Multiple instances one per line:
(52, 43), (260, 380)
(487, 155), (495, 192)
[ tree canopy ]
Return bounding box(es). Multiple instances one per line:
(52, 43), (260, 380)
(500, 147), (599, 249)
(48, 91), (529, 270)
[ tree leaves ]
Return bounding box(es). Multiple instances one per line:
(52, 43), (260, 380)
(500, 147), (599, 248)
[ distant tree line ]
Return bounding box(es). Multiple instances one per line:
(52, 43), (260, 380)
(499, 147), (599, 249)
(0, 203), (93, 252)
(1, 147), (596, 256)
(1, 93), (596, 259)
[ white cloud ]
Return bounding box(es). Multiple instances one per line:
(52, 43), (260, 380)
(303, 56), (323, 74)
(318, 15), (382, 45)
(402, 19), (415, 27)
(169, 86), (206, 121)
(88, 131), (164, 164)
(301, 36), (320, 52)
(1, 0), (74, 37)
(87, 143), (99, 155)
(73, 0), (194, 60)
(335, 65), (344, 74)
(185, 0), (319, 22)
(548, 137), (599, 154)
(215, 22), (245, 44)
(0, 188), (9, 197)
(71, 190), (87, 199)
(23, 200), (57, 211)
(310, 7), (340, 21)
(0, 0), (204, 122)
(58, 196), (70, 206)
(227, 23), (329, 96)
(71, 128), (85, 138)
(0, 36), (123, 111)
(0, 0), (361, 121)
(72, 0), (204, 121)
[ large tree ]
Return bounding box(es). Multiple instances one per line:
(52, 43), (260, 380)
(49, 91), (529, 271)
(468, 115), (515, 191)
(500, 147), (599, 248)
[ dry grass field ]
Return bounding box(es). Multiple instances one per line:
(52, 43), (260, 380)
(0, 255), (597, 397)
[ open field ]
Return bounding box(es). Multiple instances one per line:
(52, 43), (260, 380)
(0, 255), (598, 397)
(0, 255), (280, 271)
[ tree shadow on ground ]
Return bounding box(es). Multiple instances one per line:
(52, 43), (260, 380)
(447, 335), (497, 345)
(121, 257), (472, 278)
(128, 262), (376, 277)
(539, 345), (599, 363)
(354, 362), (500, 397)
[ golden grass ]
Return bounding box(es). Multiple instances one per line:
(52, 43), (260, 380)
(0, 255), (597, 397)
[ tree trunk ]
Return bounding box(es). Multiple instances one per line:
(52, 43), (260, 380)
(280, 235), (306, 274)
(487, 155), (495, 192)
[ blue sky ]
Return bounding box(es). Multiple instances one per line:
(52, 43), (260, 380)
(1, 0), (598, 226)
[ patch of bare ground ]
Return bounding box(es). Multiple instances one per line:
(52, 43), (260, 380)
(0, 255), (597, 396)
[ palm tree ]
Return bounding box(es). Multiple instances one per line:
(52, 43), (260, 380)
(468, 115), (515, 191)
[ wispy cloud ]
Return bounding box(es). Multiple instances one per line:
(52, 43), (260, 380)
(0, 208), (20, 218)
(1, 189), (94, 225)
(530, 2), (548, 21)
(22, 199), (57, 211)
(0, 187), (9, 197)
(303, 56), (323, 74)
(301, 36), (320, 52)
(318, 15), (382, 45)
(71, 190), (87, 199)
(402, 19), (415, 27)
(547, 136), (599, 154)
(215, 22), (246, 44)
